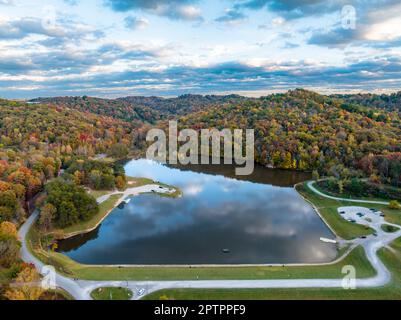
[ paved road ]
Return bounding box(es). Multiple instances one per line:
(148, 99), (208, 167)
(18, 183), (401, 300)
(306, 181), (390, 205)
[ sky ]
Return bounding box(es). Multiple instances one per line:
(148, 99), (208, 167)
(1, 0), (401, 98)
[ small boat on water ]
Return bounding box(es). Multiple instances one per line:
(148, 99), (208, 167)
(222, 248), (230, 253)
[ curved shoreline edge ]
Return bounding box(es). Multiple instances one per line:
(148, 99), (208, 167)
(53, 181), (180, 240)
(18, 180), (401, 300)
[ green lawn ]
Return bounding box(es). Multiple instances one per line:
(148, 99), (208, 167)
(297, 183), (373, 239)
(29, 244), (375, 281)
(87, 189), (112, 199)
(381, 224), (400, 233)
(126, 176), (155, 187)
(143, 237), (401, 300)
(91, 287), (133, 300)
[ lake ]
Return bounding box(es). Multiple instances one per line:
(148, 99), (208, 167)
(58, 159), (337, 265)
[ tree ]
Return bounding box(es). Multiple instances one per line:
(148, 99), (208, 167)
(115, 175), (126, 190)
(0, 190), (18, 210)
(312, 170), (319, 181)
(348, 178), (363, 196)
(388, 200), (401, 210)
(4, 266), (43, 300)
(45, 178), (98, 228)
(0, 221), (18, 238)
(101, 174), (115, 190)
(337, 180), (344, 194)
(57, 201), (79, 228)
(89, 170), (102, 190)
(0, 237), (20, 267)
(39, 203), (56, 231)
(0, 206), (14, 223)
(109, 143), (129, 159)
(0, 222), (20, 268)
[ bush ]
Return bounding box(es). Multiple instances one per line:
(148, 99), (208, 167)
(388, 200), (401, 210)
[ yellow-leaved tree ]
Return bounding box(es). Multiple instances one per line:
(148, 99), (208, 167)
(4, 266), (43, 300)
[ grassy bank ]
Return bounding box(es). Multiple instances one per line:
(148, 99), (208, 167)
(26, 237), (375, 281)
(296, 182), (373, 239)
(91, 287), (133, 300)
(302, 182), (401, 232)
(51, 177), (181, 239)
(143, 237), (401, 300)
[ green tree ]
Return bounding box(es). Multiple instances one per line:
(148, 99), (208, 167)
(57, 201), (78, 228)
(39, 203), (56, 231)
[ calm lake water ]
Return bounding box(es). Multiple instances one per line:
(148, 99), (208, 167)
(58, 159), (337, 265)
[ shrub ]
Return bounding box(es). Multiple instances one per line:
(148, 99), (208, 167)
(388, 200), (401, 210)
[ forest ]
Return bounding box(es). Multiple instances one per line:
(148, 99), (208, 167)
(1, 89), (401, 299)
(0, 99), (134, 299)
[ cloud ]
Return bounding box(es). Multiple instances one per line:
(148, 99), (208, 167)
(233, 0), (344, 19)
(306, 1), (401, 48)
(0, 0), (14, 5)
(0, 16), (103, 41)
(2, 48), (401, 98)
(63, 0), (78, 5)
(0, 17), (64, 39)
(104, 0), (203, 21)
(215, 9), (247, 25)
(124, 16), (149, 29)
(0, 40), (162, 78)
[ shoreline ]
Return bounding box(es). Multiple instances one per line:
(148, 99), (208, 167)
(25, 177), (398, 271)
(52, 180), (180, 240)
(46, 180), (353, 268)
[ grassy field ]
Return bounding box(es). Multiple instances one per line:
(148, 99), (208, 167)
(381, 224), (400, 233)
(27, 242), (375, 281)
(297, 183), (373, 239)
(125, 176), (155, 187)
(143, 237), (401, 300)
(91, 287), (133, 300)
(297, 182), (401, 239)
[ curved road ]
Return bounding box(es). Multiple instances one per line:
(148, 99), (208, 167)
(18, 182), (401, 300)
(306, 181), (390, 205)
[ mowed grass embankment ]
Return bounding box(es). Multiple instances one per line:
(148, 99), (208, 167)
(91, 287), (133, 300)
(297, 182), (374, 239)
(62, 177), (180, 238)
(25, 237), (375, 281)
(305, 182), (401, 227)
(143, 237), (401, 300)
